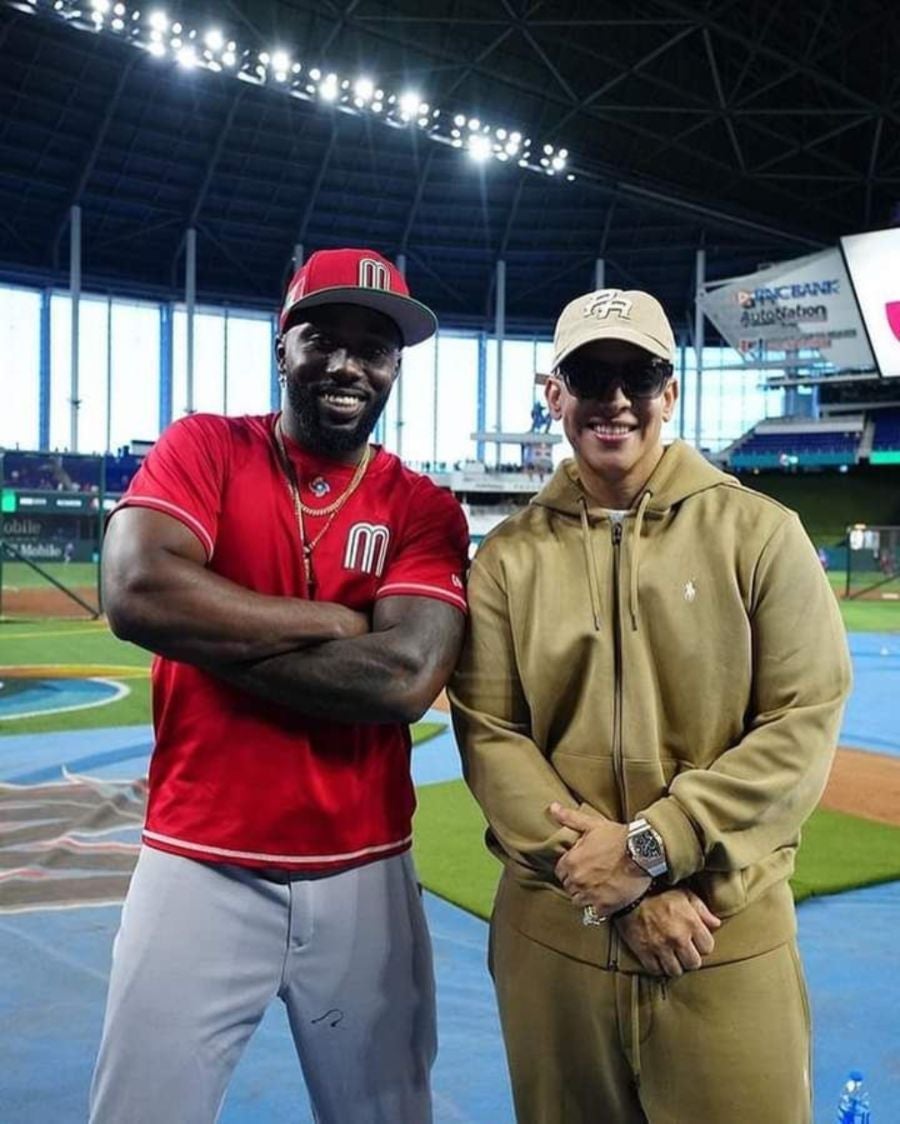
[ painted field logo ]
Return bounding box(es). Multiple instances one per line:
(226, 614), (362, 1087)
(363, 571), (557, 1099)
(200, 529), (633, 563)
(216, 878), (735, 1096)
(0, 665), (141, 723)
(0, 771), (145, 914)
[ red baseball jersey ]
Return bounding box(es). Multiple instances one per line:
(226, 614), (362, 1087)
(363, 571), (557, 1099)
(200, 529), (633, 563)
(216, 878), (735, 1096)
(111, 412), (468, 871)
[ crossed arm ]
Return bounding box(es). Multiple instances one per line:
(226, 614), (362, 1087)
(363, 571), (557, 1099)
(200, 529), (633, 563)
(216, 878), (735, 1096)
(102, 506), (465, 723)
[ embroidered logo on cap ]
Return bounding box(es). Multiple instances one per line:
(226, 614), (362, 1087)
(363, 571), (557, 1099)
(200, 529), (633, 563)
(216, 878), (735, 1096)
(583, 290), (633, 321)
(684, 580), (697, 603)
(358, 258), (391, 291)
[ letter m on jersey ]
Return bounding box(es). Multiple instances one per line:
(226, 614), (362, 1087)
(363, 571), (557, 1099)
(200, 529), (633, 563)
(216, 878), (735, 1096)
(344, 522), (391, 576)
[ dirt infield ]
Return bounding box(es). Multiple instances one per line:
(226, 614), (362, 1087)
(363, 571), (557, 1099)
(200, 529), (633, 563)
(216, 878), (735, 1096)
(823, 747), (900, 828)
(0, 586), (100, 618)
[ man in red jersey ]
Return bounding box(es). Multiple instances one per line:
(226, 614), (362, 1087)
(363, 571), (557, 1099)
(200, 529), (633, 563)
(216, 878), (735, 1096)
(89, 249), (469, 1124)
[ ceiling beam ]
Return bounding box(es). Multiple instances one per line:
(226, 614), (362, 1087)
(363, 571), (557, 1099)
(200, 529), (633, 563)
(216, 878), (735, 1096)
(702, 27), (745, 172)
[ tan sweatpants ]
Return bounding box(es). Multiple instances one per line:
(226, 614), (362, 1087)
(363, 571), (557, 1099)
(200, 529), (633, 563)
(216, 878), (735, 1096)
(490, 913), (812, 1124)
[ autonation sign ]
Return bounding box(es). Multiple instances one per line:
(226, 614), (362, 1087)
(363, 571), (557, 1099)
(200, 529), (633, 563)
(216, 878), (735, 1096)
(698, 247), (874, 373)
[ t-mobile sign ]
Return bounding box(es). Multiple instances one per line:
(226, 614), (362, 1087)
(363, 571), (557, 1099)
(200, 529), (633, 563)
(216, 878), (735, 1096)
(840, 228), (900, 378)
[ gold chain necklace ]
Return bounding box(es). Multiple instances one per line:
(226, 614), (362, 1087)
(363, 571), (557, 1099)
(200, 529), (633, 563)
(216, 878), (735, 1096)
(273, 417), (372, 592)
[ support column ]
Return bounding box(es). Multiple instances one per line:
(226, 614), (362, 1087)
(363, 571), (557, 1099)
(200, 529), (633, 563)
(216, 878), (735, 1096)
(105, 295), (113, 453)
(594, 258), (605, 291)
(159, 303), (173, 431)
(39, 288), (51, 449)
(69, 204), (81, 451)
(395, 253), (406, 459)
(185, 227), (197, 415)
(495, 259), (506, 455)
(432, 331), (440, 467)
(270, 314), (280, 412)
(476, 331), (487, 463)
(693, 248), (706, 450)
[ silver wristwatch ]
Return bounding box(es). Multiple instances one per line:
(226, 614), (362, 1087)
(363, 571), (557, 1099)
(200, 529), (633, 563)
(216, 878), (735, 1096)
(625, 817), (667, 879)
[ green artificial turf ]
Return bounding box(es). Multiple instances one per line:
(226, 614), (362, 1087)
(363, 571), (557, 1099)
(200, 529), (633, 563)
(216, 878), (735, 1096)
(837, 599), (900, 633)
(413, 779), (500, 920)
(791, 808), (900, 903)
(412, 780), (900, 922)
(1, 561), (99, 590)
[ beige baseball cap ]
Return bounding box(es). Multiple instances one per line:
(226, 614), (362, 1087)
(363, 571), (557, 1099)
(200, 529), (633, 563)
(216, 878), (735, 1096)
(551, 288), (675, 371)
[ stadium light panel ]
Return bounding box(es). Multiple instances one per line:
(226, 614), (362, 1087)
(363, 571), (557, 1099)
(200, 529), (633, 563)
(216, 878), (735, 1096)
(36, 0), (574, 183)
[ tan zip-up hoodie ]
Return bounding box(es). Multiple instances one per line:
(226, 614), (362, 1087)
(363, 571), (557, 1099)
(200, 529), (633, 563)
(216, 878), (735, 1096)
(449, 441), (852, 972)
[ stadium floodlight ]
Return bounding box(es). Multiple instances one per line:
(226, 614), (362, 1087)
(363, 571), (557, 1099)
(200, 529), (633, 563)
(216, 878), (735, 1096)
(39, 0), (574, 183)
(399, 91), (419, 118)
(319, 74), (339, 100)
(468, 134), (492, 162)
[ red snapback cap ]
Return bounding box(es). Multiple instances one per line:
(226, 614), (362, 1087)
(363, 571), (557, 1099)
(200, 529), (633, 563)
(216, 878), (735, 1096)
(279, 248), (437, 346)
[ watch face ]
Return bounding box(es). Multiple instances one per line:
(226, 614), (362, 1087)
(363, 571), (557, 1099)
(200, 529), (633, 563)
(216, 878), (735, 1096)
(631, 830), (663, 862)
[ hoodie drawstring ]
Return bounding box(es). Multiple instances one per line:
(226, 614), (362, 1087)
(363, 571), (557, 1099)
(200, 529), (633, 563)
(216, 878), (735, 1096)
(580, 499), (603, 631)
(629, 490), (652, 632)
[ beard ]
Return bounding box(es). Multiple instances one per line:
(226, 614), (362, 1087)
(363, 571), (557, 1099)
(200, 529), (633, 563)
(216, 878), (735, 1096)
(284, 379), (392, 457)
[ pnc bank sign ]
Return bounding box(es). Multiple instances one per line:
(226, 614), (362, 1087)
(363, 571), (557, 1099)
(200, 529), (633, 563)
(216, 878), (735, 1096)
(736, 279), (841, 308)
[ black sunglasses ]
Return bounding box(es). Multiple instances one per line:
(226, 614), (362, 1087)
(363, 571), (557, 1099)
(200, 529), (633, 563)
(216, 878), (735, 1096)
(558, 356), (673, 400)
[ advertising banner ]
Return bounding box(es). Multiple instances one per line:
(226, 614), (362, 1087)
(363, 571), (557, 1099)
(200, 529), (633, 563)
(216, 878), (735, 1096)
(698, 247), (874, 373)
(840, 228), (900, 378)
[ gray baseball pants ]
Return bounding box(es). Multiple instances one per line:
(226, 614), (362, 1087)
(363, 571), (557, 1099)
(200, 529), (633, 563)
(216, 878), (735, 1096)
(89, 845), (436, 1123)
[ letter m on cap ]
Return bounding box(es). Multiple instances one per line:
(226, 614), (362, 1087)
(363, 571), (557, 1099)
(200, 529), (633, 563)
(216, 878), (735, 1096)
(358, 258), (391, 291)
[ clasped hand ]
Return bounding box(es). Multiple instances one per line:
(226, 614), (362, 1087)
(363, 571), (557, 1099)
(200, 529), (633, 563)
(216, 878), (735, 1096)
(549, 803), (649, 916)
(549, 802), (721, 976)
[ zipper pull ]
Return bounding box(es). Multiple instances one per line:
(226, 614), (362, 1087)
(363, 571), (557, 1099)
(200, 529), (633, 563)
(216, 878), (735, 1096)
(612, 521), (623, 546)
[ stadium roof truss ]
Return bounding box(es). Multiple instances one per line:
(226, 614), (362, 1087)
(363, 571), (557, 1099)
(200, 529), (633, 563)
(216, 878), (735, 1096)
(0, 0), (897, 335)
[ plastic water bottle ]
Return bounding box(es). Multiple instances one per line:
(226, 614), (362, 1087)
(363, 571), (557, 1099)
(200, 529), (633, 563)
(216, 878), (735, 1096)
(836, 1070), (871, 1123)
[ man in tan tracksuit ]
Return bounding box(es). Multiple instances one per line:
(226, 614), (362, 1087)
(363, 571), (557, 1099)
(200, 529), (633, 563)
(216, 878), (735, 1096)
(449, 288), (852, 1124)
